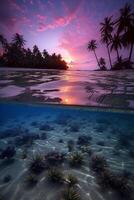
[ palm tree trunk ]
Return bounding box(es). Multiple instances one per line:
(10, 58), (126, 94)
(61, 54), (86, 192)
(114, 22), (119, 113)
(129, 43), (133, 62)
(93, 50), (100, 68)
(116, 49), (119, 61)
(107, 43), (112, 69)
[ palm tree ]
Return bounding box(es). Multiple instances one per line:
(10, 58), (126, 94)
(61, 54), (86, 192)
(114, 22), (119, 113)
(12, 33), (25, 48)
(0, 34), (8, 51)
(116, 3), (134, 62)
(100, 16), (114, 69)
(99, 57), (106, 70)
(116, 3), (133, 34)
(87, 40), (100, 67)
(57, 54), (62, 60)
(33, 45), (40, 56)
(43, 49), (49, 58)
(0, 33), (68, 70)
(110, 34), (122, 60)
(125, 25), (134, 62)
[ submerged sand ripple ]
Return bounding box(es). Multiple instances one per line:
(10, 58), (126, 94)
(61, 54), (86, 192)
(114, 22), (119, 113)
(0, 103), (134, 200)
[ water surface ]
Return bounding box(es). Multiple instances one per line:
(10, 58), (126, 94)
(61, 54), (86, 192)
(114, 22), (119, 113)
(0, 69), (134, 109)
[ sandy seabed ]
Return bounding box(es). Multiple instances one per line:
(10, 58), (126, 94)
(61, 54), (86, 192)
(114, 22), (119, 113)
(0, 103), (134, 200)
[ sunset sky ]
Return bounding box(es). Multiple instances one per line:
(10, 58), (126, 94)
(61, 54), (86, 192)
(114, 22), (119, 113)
(0, 0), (134, 70)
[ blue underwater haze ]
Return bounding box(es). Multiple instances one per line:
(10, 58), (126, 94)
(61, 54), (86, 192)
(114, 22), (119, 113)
(0, 102), (134, 200)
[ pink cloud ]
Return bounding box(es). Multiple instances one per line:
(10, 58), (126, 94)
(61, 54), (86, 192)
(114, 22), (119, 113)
(58, 14), (101, 69)
(36, 14), (46, 21)
(37, 22), (46, 32)
(8, 17), (17, 27)
(37, 11), (76, 32)
(0, 0), (34, 35)
(36, 0), (84, 32)
(21, 16), (31, 24)
(7, 16), (31, 30)
(10, 0), (22, 12)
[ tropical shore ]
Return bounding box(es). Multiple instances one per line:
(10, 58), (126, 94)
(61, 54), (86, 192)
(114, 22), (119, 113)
(0, 68), (134, 110)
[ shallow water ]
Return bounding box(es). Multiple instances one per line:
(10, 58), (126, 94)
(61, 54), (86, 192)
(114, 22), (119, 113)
(0, 103), (134, 200)
(0, 69), (134, 109)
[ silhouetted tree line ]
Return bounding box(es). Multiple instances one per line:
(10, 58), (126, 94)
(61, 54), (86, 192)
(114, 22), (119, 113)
(88, 3), (134, 70)
(0, 33), (68, 70)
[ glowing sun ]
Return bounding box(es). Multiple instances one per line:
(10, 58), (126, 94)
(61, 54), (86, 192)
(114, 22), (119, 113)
(61, 50), (73, 64)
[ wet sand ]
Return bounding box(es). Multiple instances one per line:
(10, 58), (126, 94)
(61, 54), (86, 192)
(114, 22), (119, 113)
(0, 69), (134, 109)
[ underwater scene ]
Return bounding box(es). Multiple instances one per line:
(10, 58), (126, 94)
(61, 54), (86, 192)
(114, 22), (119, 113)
(0, 103), (134, 200)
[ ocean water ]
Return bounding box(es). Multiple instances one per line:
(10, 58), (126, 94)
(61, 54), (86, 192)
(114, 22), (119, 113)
(0, 69), (134, 109)
(0, 102), (134, 200)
